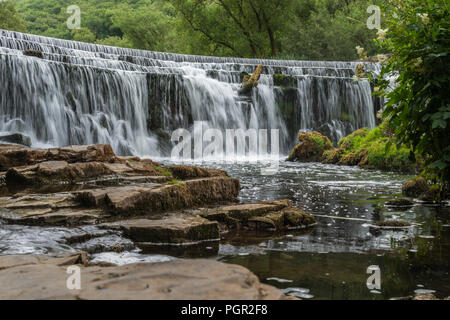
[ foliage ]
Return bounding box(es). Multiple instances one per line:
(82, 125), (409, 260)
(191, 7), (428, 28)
(11, 0), (381, 60)
(373, 0), (450, 188)
(0, 0), (27, 32)
(336, 122), (418, 173)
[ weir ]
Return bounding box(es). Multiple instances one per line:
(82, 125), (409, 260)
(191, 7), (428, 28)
(0, 29), (380, 157)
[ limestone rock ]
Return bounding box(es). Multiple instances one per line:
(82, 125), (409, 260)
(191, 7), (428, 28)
(105, 216), (220, 244)
(0, 144), (115, 170)
(0, 133), (31, 147)
(75, 176), (240, 214)
(0, 193), (107, 225)
(0, 253), (289, 300)
(201, 199), (316, 231)
(167, 165), (228, 180)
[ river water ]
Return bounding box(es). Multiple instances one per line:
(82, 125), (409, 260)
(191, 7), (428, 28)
(1, 159), (449, 300)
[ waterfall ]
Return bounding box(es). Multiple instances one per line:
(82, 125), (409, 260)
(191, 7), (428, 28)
(0, 29), (380, 157)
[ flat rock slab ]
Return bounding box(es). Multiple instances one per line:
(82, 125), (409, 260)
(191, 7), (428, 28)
(0, 144), (115, 170)
(104, 216), (220, 244)
(75, 176), (240, 214)
(5, 160), (165, 186)
(201, 199), (316, 231)
(0, 253), (289, 300)
(0, 193), (109, 225)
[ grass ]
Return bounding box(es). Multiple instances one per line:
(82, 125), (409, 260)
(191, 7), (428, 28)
(156, 166), (172, 177)
(167, 179), (185, 186)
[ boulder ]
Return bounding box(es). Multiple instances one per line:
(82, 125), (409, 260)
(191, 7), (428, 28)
(287, 132), (333, 162)
(0, 133), (31, 147)
(200, 199), (316, 231)
(0, 253), (289, 300)
(104, 216), (219, 244)
(402, 177), (429, 198)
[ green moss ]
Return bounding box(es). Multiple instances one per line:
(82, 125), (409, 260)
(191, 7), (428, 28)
(167, 179), (185, 186)
(338, 127), (369, 151)
(334, 121), (417, 173)
(156, 166), (172, 177)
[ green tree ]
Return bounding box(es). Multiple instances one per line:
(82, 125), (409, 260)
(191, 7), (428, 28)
(375, 0), (450, 191)
(71, 27), (96, 43)
(0, 0), (27, 32)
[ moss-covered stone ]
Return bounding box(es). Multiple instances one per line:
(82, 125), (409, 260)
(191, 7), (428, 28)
(239, 64), (262, 95)
(201, 200), (316, 232)
(402, 177), (429, 198)
(273, 73), (296, 87)
(322, 148), (344, 164)
(287, 132), (333, 162)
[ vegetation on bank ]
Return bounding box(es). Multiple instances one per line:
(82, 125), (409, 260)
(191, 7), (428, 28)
(0, 0), (382, 61)
(367, 0), (449, 197)
(288, 122), (419, 174)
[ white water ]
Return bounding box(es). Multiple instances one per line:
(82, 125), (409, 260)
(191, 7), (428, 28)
(0, 29), (380, 157)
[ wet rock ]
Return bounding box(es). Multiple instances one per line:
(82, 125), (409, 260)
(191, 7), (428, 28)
(23, 50), (44, 59)
(239, 64), (262, 95)
(385, 198), (414, 207)
(0, 144), (115, 170)
(76, 176), (240, 215)
(201, 200), (316, 231)
(402, 177), (429, 198)
(167, 165), (228, 180)
(105, 216), (219, 244)
(5, 160), (169, 186)
(0, 252), (288, 300)
(0, 133), (31, 147)
(418, 185), (441, 202)
(286, 132), (333, 162)
(273, 73), (296, 87)
(5, 161), (114, 185)
(0, 193), (108, 226)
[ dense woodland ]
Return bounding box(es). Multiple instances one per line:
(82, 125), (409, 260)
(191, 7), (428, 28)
(1, 0), (381, 61)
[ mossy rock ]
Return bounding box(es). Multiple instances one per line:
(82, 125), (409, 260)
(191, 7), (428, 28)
(385, 198), (414, 207)
(273, 73), (296, 87)
(337, 149), (366, 166)
(402, 177), (429, 198)
(287, 132), (333, 162)
(322, 148), (344, 164)
(338, 128), (369, 151)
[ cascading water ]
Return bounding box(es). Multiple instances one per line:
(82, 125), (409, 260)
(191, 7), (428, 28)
(0, 29), (380, 157)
